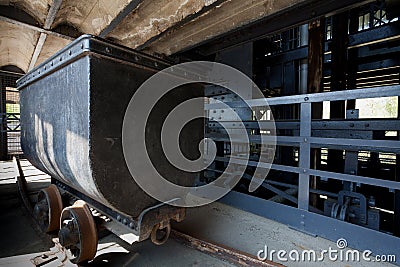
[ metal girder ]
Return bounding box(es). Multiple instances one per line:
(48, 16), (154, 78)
(264, 46), (308, 64)
(263, 183), (298, 205)
(208, 119), (400, 131)
(178, 0), (374, 57)
(205, 85), (400, 108)
(349, 21), (400, 48)
(260, 182), (322, 214)
(99, 0), (144, 38)
(214, 155), (400, 190)
(207, 133), (400, 153)
(358, 58), (400, 72)
(220, 191), (400, 265)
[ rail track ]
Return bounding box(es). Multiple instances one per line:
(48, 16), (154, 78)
(14, 157), (282, 267)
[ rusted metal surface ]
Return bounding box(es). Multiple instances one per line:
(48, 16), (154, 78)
(13, 156), (34, 215)
(54, 178), (185, 245)
(30, 251), (58, 267)
(30, 237), (70, 267)
(34, 184), (63, 232)
(150, 222), (171, 245)
(137, 203), (185, 242)
(59, 200), (98, 264)
(171, 230), (284, 267)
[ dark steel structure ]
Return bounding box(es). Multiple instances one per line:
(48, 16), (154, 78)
(18, 35), (203, 217)
(181, 0), (400, 263)
(17, 35), (203, 263)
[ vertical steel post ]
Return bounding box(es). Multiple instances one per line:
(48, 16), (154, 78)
(346, 7), (360, 110)
(298, 101), (311, 210)
(307, 18), (325, 207)
(328, 13), (348, 175)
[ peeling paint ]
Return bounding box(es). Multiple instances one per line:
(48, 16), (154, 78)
(145, 0), (307, 55)
(108, 0), (218, 49)
(52, 0), (132, 35)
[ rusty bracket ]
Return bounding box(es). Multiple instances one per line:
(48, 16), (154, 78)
(30, 252), (58, 267)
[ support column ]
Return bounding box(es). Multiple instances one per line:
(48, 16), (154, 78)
(213, 43), (253, 177)
(330, 13), (348, 118)
(347, 8), (360, 109)
(298, 102), (311, 211)
(307, 18), (325, 207)
(307, 19), (325, 95)
(281, 59), (297, 168)
(328, 12), (349, 172)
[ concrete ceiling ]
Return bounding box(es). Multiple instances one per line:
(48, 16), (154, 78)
(0, 21), (39, 72)
(52, 0), (132, 35)
(0, 0), (365, 73)
(0, 0), (52, 25)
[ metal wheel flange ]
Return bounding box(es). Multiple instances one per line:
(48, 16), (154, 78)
(59, 200), (98, 264)
(33, 184), (63, 232)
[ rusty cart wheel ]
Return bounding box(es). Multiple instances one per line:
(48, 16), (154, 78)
(151, 223), (171, 245)
(33, 184), (63, 232)
(59, 200), (98, 264)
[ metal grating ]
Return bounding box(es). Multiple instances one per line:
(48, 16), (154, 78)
(0, 71), (23, 159)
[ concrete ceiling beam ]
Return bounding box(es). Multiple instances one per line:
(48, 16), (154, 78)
(28, 0), (63, 71)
